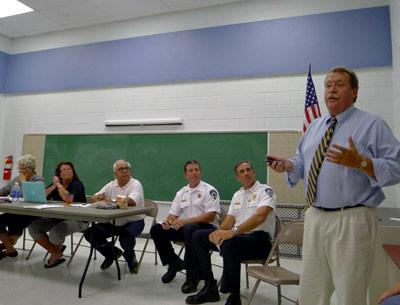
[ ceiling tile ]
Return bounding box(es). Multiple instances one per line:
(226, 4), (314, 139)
(0, 24), (21, 38)
(38, 1), (113, 26)
(90, 0), (170, 18)
(0, 0), (263, 38)
(20, 0), (85, 10)
(163, 0), (245, 9)
(0, 12), (62, 36)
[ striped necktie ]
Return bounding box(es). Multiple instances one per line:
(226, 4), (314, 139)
(306, 118), (337, 208)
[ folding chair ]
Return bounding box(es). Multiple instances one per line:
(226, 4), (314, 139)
(134, 199), (159, 273)
(242, 214), (282, 288)
(245, 220), (304, 305)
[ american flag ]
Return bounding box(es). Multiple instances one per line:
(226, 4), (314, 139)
(303, 66), (321, 133)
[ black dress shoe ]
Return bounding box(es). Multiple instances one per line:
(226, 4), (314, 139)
(225, 293), (242, 305)
(185, 280), (220, 304)
(181, 279), (200, 294)
(100, 247), (123, 270)
(161, 258), (184, 283)
(127, 257), (139, 274)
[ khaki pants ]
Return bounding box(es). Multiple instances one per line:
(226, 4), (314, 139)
(299, 206), (377, 305)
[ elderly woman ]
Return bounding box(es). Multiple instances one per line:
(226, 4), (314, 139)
(28, 161), (87, 268)
(0, 154), (44, 259)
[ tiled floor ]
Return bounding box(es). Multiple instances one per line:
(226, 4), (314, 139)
(0, 235), (302, 305)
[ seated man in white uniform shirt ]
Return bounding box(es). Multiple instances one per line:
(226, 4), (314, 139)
(84, 159), (145, 274)
(150, 160), (220, 294)
(186, 160), (276, 305)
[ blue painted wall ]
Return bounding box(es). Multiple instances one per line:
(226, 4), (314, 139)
(0, 51), (9, 93)
(4, 6), (392, 94)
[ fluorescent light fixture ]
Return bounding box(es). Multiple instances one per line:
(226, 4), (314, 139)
(0, 0), (34, 19)
(104, 118), (183, 127)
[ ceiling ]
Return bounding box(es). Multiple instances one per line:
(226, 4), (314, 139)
(0, 0), (248, 39)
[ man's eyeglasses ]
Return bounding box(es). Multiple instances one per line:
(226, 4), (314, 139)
(117, 167), (131, 172)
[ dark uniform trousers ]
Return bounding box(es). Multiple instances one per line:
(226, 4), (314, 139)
(192, 229), (271, 293)
(150, 223), (215, 278)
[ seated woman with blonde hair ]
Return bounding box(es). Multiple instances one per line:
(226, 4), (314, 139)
(0, 154), (44, 259)
(28, 161), (87, 268)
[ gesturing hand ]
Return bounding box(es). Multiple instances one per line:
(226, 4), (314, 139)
(326, 136), (362, 168)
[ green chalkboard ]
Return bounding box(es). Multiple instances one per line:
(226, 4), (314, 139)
(43, 133), (267, 201)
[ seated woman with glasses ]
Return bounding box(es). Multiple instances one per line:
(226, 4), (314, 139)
(28, 161), (87, 268)
(0, 154), (44, 259)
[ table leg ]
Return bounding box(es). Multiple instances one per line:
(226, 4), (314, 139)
(78, 221), (94, 298)
(111, 220), (121, 280)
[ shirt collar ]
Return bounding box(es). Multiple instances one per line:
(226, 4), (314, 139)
(185, 180), (203, 192)
(326, 105), (355, 125)
(115, 177), (132, 188)
(241, 180), (260, 193)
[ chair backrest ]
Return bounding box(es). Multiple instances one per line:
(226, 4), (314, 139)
(143, 199), (158, 220)
(274, 214), (283, 240)
(277, 220), (304, 246)
(264, 220), (304, 267)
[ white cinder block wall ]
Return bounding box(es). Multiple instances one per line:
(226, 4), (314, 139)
(2, 69), (396, 204)
(1, 0), (399, 207)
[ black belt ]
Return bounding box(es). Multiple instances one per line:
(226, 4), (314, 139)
(313, 204), (365, 212)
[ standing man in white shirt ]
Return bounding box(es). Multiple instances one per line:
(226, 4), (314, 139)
(150, 160), (220, 294)
(84, 159), (145, 274)
(186, 160), (276, 305)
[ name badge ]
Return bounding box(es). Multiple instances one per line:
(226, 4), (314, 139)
(233, 202), (242, 209)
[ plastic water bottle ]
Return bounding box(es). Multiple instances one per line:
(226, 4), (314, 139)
(11, 181), (21, 203)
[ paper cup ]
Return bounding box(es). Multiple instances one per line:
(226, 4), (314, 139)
(116, 195), (128, 209)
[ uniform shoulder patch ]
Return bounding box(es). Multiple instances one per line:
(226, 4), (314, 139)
(265, 188), (274, 197)
(209, 189), (218, 200)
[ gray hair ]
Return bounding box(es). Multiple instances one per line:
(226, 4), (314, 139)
(113, 160), (131, 172)
(18, 154), (36, 169)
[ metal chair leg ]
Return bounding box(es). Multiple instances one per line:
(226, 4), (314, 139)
(245, 263), (249, 289)
(277, 284), (282, 305)
(25, 241), (36, 260)
(67, 234), (85, 267)
(246, 279), (261, 305)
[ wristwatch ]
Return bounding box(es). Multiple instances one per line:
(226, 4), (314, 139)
(359, 156), (368, 170)
(231, 226), (239, 235)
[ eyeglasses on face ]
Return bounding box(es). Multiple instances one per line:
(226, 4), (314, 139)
(117, 167), (131, 172)
(18, 166), (32, 171)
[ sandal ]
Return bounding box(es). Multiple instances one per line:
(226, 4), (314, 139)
(0, 250), (18, 259)
(44, 258), (65, 268)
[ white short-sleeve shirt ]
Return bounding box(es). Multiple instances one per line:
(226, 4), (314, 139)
(228, 180), (276, 237)
(96, 177), (144, 225)
(169, 180), (220, 226)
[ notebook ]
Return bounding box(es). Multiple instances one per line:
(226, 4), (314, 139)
(21, 181), (47, 203)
